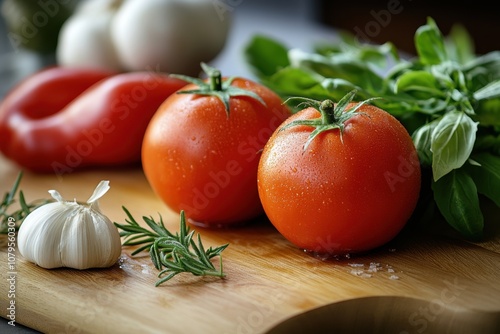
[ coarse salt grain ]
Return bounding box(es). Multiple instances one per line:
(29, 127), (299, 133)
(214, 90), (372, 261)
(141, 264), (150, 274)
(350, 269), (364, 276)
(347, 262), (400, 280)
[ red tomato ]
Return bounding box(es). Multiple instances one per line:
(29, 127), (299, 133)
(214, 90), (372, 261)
(142, 66), (292, 227)
(0, 67), (187, 174)
(257, 95), (421, 255)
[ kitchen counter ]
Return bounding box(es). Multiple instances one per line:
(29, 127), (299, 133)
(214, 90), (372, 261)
(1, 157), (499, 333)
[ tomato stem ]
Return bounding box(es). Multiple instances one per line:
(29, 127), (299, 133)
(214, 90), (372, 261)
(320, 99), (336, 124)
(281, 90), (380, 150)
(201, 62), (223, 91)
(170, 62), (267, 117)
(209, 69), (223, 91)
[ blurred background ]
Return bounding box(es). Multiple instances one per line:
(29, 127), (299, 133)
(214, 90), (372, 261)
(1, 0), (499, 98)
(320, 0), (500, 55)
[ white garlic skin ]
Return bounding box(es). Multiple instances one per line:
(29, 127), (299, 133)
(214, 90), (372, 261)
(17, 182), (122, 270)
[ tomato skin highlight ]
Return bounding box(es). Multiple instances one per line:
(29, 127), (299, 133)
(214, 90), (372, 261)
(142, 77), (292, 227)
(257, 103), (421, 255)
(0, 67), (187, 174)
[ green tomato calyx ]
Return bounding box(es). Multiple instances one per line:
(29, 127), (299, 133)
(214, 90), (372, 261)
(170, 62), (266, 117)
(281, 90), (379, 151)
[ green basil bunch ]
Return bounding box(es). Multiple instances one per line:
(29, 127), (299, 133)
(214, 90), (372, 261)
(245, 17), (500, 240)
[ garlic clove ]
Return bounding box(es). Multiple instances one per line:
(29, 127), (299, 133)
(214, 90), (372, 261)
(18, 202), (73, 269)
(87, 180), (110, 204)
(56, 2), (123, 71)
(17, 180), (122, 270)
(110, 0), (231, 75)
(60, 207), (122, 269)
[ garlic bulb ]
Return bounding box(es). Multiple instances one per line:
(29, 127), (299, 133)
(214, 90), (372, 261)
(18, 180), (122, 270)
(56, 0), (231, 76)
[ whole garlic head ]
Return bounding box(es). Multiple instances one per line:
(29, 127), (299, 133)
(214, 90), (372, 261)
(57, 0), (231, 76)
(18, 180), (122, 270)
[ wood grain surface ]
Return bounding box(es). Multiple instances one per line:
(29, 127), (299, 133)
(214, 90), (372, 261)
(1, 156), (499, 334)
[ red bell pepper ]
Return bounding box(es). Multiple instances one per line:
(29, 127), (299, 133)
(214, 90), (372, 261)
(0, 67), (187, 175)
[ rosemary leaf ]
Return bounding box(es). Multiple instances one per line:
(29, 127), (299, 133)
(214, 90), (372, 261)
(194, 234), (213, 268)
(144, 215), (172, 238)
(149, 243), (162, 270)
(155, 271), (179, 287)
(0, 172), (49, 234)
(131, 244), (154, 256)
(121, 235), (156, 246)
(114, 208), (229, 286)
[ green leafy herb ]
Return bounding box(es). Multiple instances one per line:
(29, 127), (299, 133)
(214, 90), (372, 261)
(466, 152), (500, 207)
(431, 169), (484, 239)
(244, 17), (500, 239)
(430, 111), (478, 181)
(1, 171), (49, 234)
(114, 207), (229, 286)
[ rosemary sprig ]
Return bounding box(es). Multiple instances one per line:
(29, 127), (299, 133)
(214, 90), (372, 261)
(1, 171), (49, 234)
(114, 207), (229, 286)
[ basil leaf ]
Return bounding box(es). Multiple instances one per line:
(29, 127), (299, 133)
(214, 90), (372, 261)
(412, 119), (440, 166)
(431, 111), (478, 181)
(395, 71), (443, 98)
(314, 37), (399, 70)
(415, 17), (448, 65)
(321, 78), (361, 100)
(415, 98), (449, 115)
(288, 49), (385, 94)
(473, 80), (500, 100)
(432, 169), (484, 239)
(358, 42), (399, 68)
(464, 51), (500, 85)
(267, 67), (334, 102)
(474, 99), (500, 127)
(445, 23), (475, 64)
(244, 35), (290, 78)
(467, 152), (500, 207)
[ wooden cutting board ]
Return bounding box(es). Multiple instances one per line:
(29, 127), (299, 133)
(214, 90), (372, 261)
(1, 156), (500, 334)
